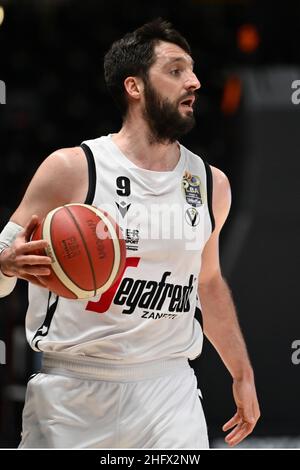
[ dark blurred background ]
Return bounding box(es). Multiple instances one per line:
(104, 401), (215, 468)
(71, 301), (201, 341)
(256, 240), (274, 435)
(0, 0), (300, 448)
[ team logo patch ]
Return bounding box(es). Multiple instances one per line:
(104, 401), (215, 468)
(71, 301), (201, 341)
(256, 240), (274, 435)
(182, 171), (203, 207)
(116, 201), (131, 217)
(185, 207), (200, 227)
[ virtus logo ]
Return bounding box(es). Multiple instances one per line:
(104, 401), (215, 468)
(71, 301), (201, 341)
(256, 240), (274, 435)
(0, 80), (6, 104)
(291, 80), (300, 104)
(0, 340), (6, 364)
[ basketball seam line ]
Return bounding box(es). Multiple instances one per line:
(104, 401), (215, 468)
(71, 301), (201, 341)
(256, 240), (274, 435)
(46, 210), (83, 296)
(64, 206), (97, 297)
(77, 205), (121, 295)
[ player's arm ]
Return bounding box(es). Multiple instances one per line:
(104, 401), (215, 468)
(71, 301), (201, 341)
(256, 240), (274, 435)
(0, 146), (88, 293)
(198, 166), (260, 447)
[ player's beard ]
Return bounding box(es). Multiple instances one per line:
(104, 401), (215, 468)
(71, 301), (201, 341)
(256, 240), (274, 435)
(142, 77), (196, 145)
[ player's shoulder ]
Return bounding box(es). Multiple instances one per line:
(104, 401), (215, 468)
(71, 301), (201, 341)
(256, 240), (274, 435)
(30, 145), (88, 204)
(210, 165), (230, 192)
(52, 135), (108, 166)
(48, 145), (85, 167)
(38, 145), (87, 180)
(209, 166), (231, 223)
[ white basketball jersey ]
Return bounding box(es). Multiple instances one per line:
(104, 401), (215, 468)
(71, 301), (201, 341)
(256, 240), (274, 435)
(25, 134), (215, 363)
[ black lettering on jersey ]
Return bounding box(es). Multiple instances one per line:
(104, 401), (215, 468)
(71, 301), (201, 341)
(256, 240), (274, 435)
(182, 275), (194, 312)
(116, 176), (131, 196)
(142, 311), (177, 320)
(169, 285), (183, 312)
(156, 283), (174, 310)
(123, 279), (147, 314)
(114, 278), (134, 305)
(139, 281), (158, 308)
(113, 271), (195, 315)
(149, 272), (171, 310)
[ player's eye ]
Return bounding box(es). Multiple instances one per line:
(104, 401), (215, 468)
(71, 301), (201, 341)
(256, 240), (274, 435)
(170, 69), (181, 76)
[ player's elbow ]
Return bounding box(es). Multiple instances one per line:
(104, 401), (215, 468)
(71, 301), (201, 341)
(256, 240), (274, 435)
(198, 270), (224, 291)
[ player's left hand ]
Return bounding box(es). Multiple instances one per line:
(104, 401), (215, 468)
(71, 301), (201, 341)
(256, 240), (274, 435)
(222, 376), (260, 447)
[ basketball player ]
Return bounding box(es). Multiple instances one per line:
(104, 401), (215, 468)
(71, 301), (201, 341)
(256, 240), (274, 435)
(0, 19), (260, 448)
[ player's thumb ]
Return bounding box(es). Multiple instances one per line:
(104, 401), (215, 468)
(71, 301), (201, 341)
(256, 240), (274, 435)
(20, 215), (39, 241)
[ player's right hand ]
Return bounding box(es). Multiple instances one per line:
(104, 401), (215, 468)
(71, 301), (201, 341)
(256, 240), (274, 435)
(0, 215), (52, 288)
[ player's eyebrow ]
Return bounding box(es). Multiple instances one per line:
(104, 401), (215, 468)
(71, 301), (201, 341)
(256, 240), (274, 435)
(164, 57), (194, 67)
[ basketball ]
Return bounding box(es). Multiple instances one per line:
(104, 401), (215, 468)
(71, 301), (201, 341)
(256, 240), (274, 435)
(31, 204), (126, 299)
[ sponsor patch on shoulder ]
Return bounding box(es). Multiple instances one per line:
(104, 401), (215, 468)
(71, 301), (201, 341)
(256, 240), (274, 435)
(182, 171), (203, 207)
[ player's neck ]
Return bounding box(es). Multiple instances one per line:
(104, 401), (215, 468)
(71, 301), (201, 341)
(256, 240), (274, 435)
(112, 120), (180, 172)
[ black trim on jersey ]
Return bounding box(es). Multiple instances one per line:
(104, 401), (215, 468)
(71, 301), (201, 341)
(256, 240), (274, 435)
(194, 306), (203, 330)
(32, 292), (59, 351)
(203, 161), (215, 233)
(27, 373), (37, 383)
(80, 143), (96, 205)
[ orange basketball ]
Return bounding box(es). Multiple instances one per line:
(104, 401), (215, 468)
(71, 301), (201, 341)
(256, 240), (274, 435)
(31, 204), (126, 299)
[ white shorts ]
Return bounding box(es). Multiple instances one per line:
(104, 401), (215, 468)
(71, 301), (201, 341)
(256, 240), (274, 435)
(19, 353), (209, 449)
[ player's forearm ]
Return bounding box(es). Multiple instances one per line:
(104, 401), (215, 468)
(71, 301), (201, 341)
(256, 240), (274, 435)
(199, 276), (253, 380)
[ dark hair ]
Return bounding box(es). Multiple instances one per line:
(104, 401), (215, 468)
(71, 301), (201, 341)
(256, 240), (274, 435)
(104, 18), (191, 117)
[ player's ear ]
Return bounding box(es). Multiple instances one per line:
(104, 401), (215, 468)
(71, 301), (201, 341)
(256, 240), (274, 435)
(124, 77), (143, 100)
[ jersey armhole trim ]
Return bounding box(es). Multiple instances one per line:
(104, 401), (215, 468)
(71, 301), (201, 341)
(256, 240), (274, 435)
(203, 161), (215, 233)
(80, 143), (96, 205)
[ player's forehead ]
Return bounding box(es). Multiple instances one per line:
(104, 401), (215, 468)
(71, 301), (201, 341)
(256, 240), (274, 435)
(153, 41), (194, 68)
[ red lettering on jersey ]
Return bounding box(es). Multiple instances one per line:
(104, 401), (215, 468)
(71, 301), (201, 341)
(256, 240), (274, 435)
(85, 257), (140, 313)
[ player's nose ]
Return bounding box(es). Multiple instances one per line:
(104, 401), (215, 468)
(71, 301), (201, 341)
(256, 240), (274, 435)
(185, 71), (201, 91)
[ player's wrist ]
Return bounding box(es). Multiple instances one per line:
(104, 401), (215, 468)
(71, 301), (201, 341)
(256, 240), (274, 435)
(0, 249), (17, 297)
(0, 246), (14, 277)
(0, 221), (23, 278)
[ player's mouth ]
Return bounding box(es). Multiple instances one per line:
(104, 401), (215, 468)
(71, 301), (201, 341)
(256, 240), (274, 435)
(179, 96), (195, 111)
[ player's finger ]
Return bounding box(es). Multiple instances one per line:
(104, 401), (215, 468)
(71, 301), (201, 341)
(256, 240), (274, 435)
(19, 274), (48, 287)
(225, 422), (254, 447)
(222, 412), (240, 431)
(18, 240), (49, 254)
(19, 215), (39, 240)
(16, 255), (52, 266)
(19, 266), (51, 276)
(225, 422), (243, 442)
(253, 402), (261, 422)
